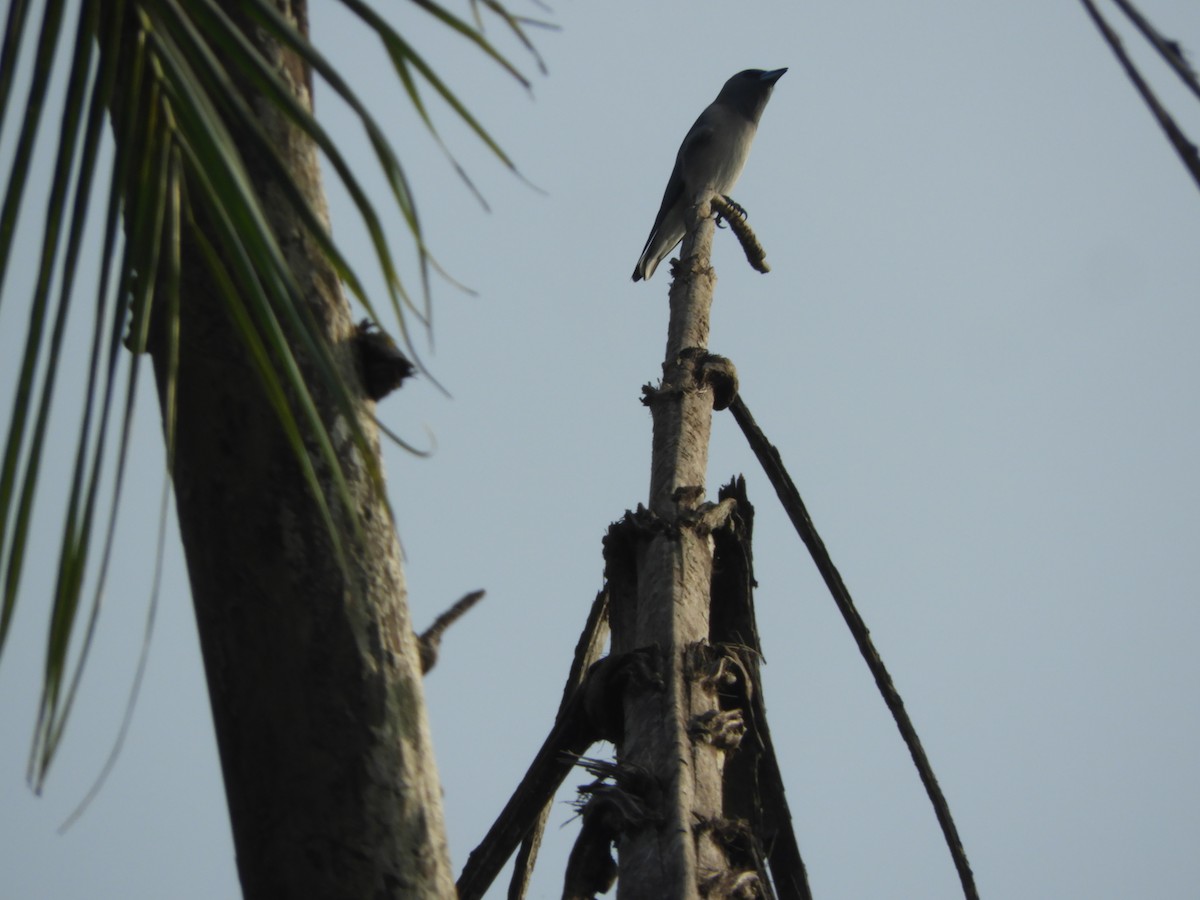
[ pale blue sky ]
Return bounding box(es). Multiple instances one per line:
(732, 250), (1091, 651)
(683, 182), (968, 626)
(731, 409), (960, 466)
(3, 2), (1200, 897)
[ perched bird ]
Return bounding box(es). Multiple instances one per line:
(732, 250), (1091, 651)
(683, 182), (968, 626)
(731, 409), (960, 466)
(632, 68), (787, 282)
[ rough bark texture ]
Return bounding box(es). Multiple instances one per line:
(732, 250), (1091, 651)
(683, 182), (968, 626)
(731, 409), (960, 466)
(651, 200), (717, 518)
(613, 200), (731, 899)
(138, 3), (454, 897)
(712, 478), (812, 900)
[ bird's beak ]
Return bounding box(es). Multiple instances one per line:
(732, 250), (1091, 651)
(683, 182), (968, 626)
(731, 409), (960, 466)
(761, 68), (788, 84)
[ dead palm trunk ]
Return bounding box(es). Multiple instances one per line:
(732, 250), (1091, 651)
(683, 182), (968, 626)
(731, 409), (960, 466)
(611, 197), (737, 898)
(126, 3), (454, 896)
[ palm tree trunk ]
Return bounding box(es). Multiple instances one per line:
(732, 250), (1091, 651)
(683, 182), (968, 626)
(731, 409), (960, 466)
(132, 3), (454, 896)
(613, 199), (733, 898)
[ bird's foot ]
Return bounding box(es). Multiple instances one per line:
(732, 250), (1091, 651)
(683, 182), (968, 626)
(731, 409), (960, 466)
(715, 195), (748, 228)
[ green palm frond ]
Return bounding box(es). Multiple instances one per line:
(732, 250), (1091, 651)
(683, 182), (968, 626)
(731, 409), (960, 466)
(0, 0), (536, 786)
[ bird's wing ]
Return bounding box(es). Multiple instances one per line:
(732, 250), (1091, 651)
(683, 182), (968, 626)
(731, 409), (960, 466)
(640, 122), (715, 255)
(640, 181), (680, 258)
(679, 120), (716, 159)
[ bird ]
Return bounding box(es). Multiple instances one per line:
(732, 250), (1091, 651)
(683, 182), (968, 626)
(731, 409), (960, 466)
(632, 68), (787, 282)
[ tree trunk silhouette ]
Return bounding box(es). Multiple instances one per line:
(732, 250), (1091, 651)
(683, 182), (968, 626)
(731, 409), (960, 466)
(124, 3), (455, 896)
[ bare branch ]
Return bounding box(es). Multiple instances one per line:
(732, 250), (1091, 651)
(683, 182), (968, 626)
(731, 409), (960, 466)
(728, 395), (979, 900)
(1078, 0), (1200, 193)
(418, 589), (485, 673)
(1111, 0), (1200, 103)
(712, 194), (771, 274)
(457, 591), (610, 900)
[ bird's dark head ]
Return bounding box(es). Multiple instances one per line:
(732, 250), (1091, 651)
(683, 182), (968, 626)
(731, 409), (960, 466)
(743, 68), (788, 84)
(718, 68), (787, 122)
